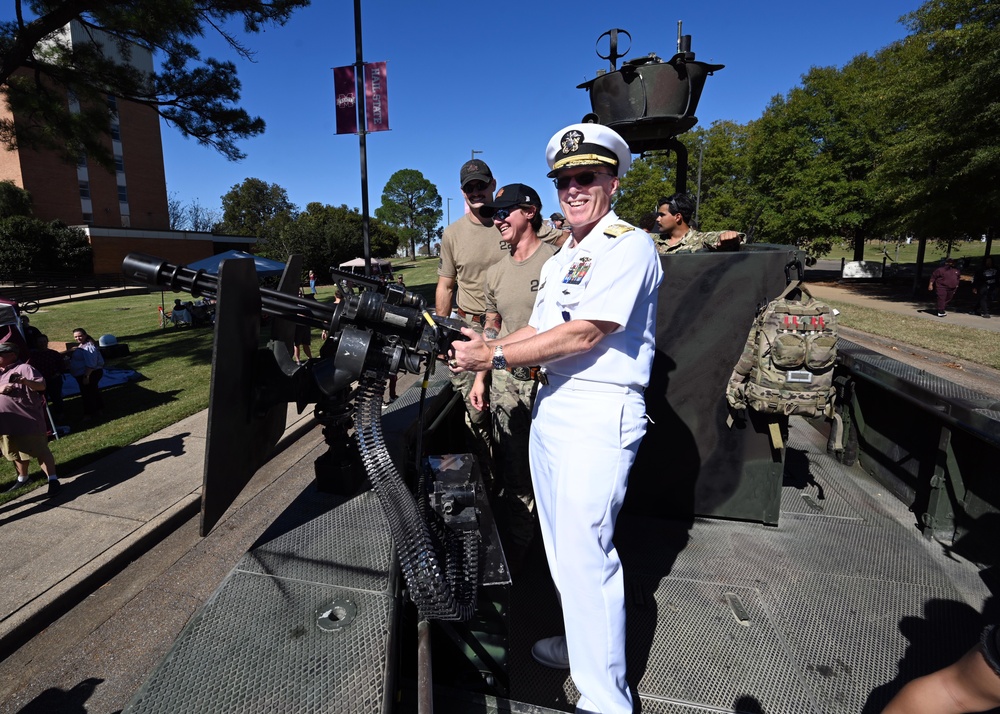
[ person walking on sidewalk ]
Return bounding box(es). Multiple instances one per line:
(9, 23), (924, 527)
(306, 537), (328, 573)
(930, 258), (962, 317)
(973, 256), (998, 318)
(0, 342), (61, 496)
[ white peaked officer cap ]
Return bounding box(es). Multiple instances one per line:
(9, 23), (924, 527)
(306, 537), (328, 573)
(545, 123), (632, 178)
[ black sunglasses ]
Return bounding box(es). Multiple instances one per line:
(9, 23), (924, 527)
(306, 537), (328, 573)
(656, 202), (679, 218)
(463, 180), (488, 193)
(552, 171), (614, 190)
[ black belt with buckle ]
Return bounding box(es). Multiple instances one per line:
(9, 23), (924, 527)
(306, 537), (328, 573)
(506, 366), (542, 382)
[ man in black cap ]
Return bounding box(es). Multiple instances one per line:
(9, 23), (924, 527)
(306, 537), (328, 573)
(436, 159), (501, 456)
(546, 212), (570, 247)
(452, 123), (663, 714)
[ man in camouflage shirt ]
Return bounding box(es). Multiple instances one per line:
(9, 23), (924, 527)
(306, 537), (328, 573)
(654, 192), (744, 254)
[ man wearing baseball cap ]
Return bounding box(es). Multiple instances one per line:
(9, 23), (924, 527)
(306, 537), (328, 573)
(436, 159), (501, 473)
(452, 123), (663, 714)
(469, 183), (557, 570)
(0, 341), (61, 496)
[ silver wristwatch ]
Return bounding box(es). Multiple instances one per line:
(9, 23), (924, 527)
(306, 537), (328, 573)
(491, 345), (507, 370)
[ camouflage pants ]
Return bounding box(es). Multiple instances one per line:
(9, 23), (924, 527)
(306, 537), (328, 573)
(490, 369), (537, 548)
(449, 316), (494, 483)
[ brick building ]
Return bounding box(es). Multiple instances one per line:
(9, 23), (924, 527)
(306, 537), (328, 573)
(0, 21), (248, 274)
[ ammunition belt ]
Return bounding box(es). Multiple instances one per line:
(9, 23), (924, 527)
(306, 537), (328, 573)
(354, 366), (478, 621)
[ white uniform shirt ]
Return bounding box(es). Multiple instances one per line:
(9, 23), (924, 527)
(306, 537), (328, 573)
(528, 211), (663, 388)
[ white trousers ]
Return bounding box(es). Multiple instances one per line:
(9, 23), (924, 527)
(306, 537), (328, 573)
(529, 377), (647, 714)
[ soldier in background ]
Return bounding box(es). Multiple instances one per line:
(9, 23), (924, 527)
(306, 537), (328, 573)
(654, 192), (744, 254)
(435, 159), (501, 462)
(544, 211), (570, 247)
(468, 184), (556, 571)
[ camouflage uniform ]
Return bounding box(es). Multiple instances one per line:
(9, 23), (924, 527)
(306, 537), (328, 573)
(484, 240), (556, 548)
(655, 228), (746, 255)
(489, 369), (537, 547)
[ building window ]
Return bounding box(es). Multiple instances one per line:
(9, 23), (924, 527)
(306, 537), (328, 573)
(77, 151), (87, 168)
(82, 212), (93, 225)
(121, 215), (130, 228)
(79, 181), (90, 199)
(117, 184), (128, 203)
(106, 94), (118, 112)
(111, 124), (121, 141)
(114, 155), (125, 172)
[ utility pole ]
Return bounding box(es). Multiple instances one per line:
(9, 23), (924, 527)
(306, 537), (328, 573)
(471, 149), (483, 161)
(352, 0), (372, 276)
(694, 138), (704, 228)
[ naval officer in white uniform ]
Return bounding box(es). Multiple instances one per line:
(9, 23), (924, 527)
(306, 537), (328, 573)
(451, 122), (663, 714)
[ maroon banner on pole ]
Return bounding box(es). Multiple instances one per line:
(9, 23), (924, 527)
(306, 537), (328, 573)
(333, 65), (358, 135)
(364, 61), (389, 133)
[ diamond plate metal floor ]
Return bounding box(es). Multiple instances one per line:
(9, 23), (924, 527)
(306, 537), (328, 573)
(122, 416), (995, 714)
(508, 418), (997, 714)
(124, 490), (399, 714)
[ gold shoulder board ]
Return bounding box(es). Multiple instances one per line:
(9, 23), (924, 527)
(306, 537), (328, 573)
(603, 223), (634, 239)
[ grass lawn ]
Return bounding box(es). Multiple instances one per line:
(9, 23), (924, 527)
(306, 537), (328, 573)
(825, 298), (1000, 370)
(824, 239), (993, 268)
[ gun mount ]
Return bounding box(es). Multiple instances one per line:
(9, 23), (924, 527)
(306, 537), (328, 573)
(123, 252), (479, 622)
(579, 25), (724, 192)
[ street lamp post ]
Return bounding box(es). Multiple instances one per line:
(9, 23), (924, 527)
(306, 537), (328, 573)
(471, 149), (483, 161)
(447, 197), (452, 224)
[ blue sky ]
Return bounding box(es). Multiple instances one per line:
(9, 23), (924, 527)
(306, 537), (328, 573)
(102, 1), (921, 224)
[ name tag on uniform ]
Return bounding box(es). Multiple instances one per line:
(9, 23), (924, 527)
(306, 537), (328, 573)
(563, 257), (592, 284)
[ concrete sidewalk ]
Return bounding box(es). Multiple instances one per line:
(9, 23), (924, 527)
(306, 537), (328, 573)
(0, 402), (317, 657)
(810, 283), (1000, 332)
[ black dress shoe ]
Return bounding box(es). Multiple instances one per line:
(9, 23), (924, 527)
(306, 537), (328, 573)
(4, 477), (34, 493)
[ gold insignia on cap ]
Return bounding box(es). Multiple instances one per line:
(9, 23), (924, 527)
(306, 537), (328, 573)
(560, 130), (583, 155)
(496, 188), (505, 197)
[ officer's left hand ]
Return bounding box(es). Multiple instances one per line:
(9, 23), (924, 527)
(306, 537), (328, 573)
(450, 327), (491, 373)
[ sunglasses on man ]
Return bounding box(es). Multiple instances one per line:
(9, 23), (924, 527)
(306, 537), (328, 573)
(552, 171), (615, 190)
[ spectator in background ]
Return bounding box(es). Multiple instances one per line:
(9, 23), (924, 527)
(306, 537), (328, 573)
(69, 328), (104, 419)
(20, 315), (42, 346)
(294, 290), (315, 364)
(308, 270), (318, 295)
(27, 333), (66, 418)
(1, 342), (61, 496)
(654, 193), (744, 254)
(930, 258), (962, 317)
(638, 211), (659, 234)
(973, 256), (997, 319)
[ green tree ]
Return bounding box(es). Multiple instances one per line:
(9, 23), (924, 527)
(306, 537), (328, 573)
(0, 180), (33, 218)
(264, 203), (400, 274)
(0, 0), (309, 166)
(375, 169), (442, 258)
(744, 56), (887, 257)
(0, 216), (91, 274)
(874, 0), (1000, 246)
(219, 177), (296, 239)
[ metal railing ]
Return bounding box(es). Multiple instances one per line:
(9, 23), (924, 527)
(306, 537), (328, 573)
(0, 272), (141, 304)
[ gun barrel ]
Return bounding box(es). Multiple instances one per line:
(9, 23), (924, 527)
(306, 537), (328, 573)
(123, 252), (334, 331)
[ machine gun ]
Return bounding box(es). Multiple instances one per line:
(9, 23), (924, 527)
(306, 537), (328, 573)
(123, 252), (479, 621)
